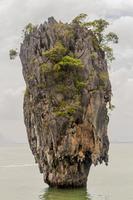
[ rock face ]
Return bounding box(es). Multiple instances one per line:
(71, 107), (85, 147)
(20, 17), (111, 187)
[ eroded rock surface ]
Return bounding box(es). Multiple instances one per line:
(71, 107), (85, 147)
(20, 17), (111, 187)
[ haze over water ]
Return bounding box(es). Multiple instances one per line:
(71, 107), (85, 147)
(0, 143), (133, 200)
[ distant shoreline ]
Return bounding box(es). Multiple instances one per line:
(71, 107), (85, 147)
(0, 141), (133, 146)
(110, 141), (133, 144)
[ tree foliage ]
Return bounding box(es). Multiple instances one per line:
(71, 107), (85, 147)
(42, 42), (67, 63)
(9, 14), (118, 64)
(23, 23), (36, 35)
(9, 49), (18, 60)
(72, 13), (88, 25)
(72, 14), (119, 63)
(57, 55), (83, 69)
(105, 32), (119, 44)
(42, 42), (83, 72)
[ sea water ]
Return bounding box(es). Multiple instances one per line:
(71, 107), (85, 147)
(0, 143), (133, 200)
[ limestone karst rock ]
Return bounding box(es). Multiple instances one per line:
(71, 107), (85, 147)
(20, 17), (111, 187)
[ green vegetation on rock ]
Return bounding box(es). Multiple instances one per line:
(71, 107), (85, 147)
(9, 49), (18, 60)
(42, 42), (67, 63)
(99, 72), (109, 81)
(9, 14), (118, 65)
(54, 100), (80, 117)
(98, 71), (109, 88)
(40, 63), (50, 73)
(23, 23), (36, 35)
(56, 55), (83, 69)
(41, 42), (83, 75)
(72, 13), (119, 63)
(75, 80), (87, 90)
(53, 22), (74, 41)
(30, 58), (38, 64)
(72, 13), (88, 25)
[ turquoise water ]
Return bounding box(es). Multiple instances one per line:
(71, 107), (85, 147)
(0, 143), (133, 200)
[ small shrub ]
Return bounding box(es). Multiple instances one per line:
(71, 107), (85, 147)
(53, 22), (74, 41)
(9, 49), (18, 60)
(54, 99), (80, 117)
(42, 42), (67, 63)
(99, 71), (108, 81)
(40, 63), (50, 73)
(30, 58), (38, 64)
(90, 52), (98, 59)
(72, 13), (88, 25)
(57, 55), (83, 69)
(75, 81), (87, 90)
(54, 104), (78, 117)
(24, 23), (36, 35)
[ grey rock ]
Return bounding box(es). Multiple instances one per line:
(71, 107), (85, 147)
(20, 17), (111, 187)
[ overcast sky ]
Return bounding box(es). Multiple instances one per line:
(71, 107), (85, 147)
(0, 0), (133, 143)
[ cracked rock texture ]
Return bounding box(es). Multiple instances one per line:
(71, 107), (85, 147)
(20, 17), (111, 187)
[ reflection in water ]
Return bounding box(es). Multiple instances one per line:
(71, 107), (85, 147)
(40, 187), (91, 200)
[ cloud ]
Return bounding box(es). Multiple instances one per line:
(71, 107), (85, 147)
(0, 87), (24, 120)
(109, 67), (133, 142)
(0, 87), (27, 143)
(96, 0), (133, 19)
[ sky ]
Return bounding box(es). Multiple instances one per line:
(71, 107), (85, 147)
(0, 0), (133, 143)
